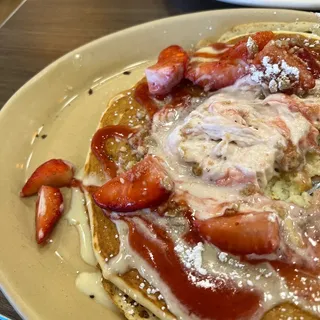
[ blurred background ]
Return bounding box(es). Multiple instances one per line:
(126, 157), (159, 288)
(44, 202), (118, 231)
(1, 0), (319, 108)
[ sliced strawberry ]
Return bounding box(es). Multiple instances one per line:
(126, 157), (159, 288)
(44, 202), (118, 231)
(186, 31), (274, 91)
(134, 82), (159, 118)
(192, 43), (232, 60)
(186, 60), (247, 91)
(196, 212), (280, 255)
(21, 159), (74, 197)
(145, 45), (189, 95)
(222, 31), (275, 61)
(93, 155), (173, 212)
(295, 47), (320, 78)
(251, 31), (275, 51)
(36, 186), (64, 244)
(253, 42), (315, 92)
(215, 168), (255, 187)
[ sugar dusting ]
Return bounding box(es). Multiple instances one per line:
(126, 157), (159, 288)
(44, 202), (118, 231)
(174, 241), (207, 276)
(250, 56), (300, 93)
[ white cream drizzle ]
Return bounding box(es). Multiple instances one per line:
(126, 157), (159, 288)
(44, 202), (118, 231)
(79, 69), (320, 319)
(65, 187), (97, 266)
(99, 217), (290, 320)
(82, 172), (107, 187)
(103, 219), (198, 320)
(76, 271), (121, 314)
(158, 77), (313, 191)
(190, 46), (230, 63)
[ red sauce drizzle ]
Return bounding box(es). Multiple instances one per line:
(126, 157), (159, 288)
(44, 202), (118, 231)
(180, 202), (203, 245)
(71, 178), (83, 189)
(271, 261), (320, 305)
(211, 43), (232, 51)
(135, 80), (201, 118)
(91, 125), (135, 178)
(193, 43), (232, 60)
(296, 48), (320, 78)
(164, 81), (195, 109)
(126, 217), (261, 319)
(134, 82), (159, 118)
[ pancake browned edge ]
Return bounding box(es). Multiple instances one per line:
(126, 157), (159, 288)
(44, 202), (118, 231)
(83, 22), (320, 320)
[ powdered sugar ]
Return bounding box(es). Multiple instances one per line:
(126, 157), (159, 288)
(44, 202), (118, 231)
(267, 213), (277, 223)
(247, 37), (258, 56)
(250, 56), (300, 93)
(218, 251), (228, 263)
(188, 273), (217, 289)
(139, 282), (145, 289)
(174, 241), (207, 275)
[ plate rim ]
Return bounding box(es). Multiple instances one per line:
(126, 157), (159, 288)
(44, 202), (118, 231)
(0, 8), (317, 319)
(217, 0), (320, 8)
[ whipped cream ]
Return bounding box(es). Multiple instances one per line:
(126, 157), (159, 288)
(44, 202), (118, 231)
(161, 76), (313, 189)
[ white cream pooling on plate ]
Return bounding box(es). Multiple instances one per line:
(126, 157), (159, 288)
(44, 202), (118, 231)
(76, 271), (122, 314)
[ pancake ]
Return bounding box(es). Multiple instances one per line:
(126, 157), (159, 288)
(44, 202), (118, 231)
(83, 23), (320, 320)
(83, 85), (175, 319)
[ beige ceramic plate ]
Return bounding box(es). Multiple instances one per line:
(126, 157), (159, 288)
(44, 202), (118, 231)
(0, 9), (318, 320)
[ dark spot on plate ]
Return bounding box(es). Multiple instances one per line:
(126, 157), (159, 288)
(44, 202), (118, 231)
(89, 295), (95, 299)
(139, 309), (149, 318)
(88, 88), (93, 95)
(41, 134), (47, 139)
(35, 134), (39, 138)
(123, 71), (131, 75)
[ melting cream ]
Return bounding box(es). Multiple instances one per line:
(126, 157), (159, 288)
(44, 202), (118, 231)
(82, 75), (320, 319)
(76, 271), (121, 314)
(162, 77), (313, 189)
(102, 219), (193, 320)
(65, 188), (97, 266)
(99, 217), (287, 320)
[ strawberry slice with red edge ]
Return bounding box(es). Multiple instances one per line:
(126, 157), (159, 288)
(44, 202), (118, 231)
(93, 155), (173, 212)
(145, 45), (189, 95)
(186, 31), (275, 91)
(253, 42), (315, 92)
(296, 47), (320, 79)
(20, 159), (74, 197)
(195, 212), (280, 255)
(36, 186), (64, 244)
(222, 31), (275, 61)
(186, 60), (248, 91)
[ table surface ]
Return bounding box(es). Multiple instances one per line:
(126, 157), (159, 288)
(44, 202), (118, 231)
(0, 0), (308, 319)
